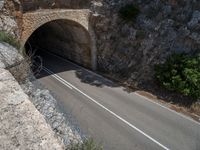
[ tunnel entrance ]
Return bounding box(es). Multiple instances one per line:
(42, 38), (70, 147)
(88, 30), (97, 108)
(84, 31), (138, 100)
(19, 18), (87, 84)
(24, 19), (92, 69)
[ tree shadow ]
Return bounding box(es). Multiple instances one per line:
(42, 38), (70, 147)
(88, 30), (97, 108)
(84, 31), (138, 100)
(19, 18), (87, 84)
(75, 69), (115, 88)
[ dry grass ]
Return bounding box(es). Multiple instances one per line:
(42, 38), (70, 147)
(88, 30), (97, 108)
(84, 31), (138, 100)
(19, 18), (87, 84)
(7, 56), (32, 83)
(6, 45), (43, 84)
(191, 102), (200, 116)
(67, 139), (103, 150)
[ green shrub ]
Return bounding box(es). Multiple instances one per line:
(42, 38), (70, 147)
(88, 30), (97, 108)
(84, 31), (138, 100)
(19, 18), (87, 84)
(0, 31), (21, 49)
(67, 139), (103, 150)
(155, 53), (200, 99)
(119, 4), (140, 22)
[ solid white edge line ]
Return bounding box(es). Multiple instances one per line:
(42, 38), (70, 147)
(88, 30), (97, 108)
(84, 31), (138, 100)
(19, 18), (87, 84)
(43, 68), (73, 90)
(43, 68), (73, 89)
(134, 93), (200, 125)
(40, 49), (113, 83)
(43, 67), (73, 88)
(44, 67), (170, 150)
(42, 50), (200, 126)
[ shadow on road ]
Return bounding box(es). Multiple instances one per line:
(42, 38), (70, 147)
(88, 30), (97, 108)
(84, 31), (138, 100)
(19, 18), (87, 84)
(34, 50), (119, 89)
(32, 50), (199, 116)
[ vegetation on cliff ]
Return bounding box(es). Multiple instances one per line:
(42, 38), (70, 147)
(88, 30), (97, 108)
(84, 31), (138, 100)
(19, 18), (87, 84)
(119, 4), (140, 22)
(68, 139), (103, 150)
(155, 53), (200, 100)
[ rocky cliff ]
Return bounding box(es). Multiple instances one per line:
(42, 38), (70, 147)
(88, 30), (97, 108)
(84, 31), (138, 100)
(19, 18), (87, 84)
(0, 41), (83, 149)
(92, 0), (200, 86)
(0, 43), (64, 150)
(0, 0), (19, 37)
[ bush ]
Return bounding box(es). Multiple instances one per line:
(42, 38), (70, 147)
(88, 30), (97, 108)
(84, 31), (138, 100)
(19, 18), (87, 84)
(155, 53), (200, 99)
(67, 139), (103, 150)
(119, 4), (140, 22)
(0, 31), (21, 49)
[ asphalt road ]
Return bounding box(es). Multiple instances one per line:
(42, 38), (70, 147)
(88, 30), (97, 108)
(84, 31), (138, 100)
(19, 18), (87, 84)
(36, 51), (200, 150)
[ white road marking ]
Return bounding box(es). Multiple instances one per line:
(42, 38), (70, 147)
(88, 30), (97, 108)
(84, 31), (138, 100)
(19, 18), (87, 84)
(43, 68), (73, 90)
(40, 49), (113, 84)
(43, 66), (170, 150)
(42, 50), (200, 126)
(134, 93), (200, 126)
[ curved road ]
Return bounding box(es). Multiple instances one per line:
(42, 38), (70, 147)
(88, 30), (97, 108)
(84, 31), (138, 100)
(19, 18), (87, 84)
(37, 51), (200, 150)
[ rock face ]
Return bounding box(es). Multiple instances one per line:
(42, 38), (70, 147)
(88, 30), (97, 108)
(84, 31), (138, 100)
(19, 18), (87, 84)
(0, 42), (23, 68)
(0, 43), (64, 150)
(0, 0), (19, 37)
(0, 0), (4, 9)
(20, 0), (92, 12)
(0, 68), (63, 150)
(92, 0), (200, 85)
(0, 42), (82, 149)
(0, 15), (17, 36)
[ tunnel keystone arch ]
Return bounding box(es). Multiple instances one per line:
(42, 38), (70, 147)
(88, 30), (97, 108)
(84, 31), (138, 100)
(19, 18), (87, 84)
(21, 9), (97, 70)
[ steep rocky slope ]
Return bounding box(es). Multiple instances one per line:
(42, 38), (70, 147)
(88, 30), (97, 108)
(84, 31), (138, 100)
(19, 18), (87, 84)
(93, 0), (200, 85)
(0, 43), (64, 150)
(0, 42), (83, 148)
(0, 0), (19, 37)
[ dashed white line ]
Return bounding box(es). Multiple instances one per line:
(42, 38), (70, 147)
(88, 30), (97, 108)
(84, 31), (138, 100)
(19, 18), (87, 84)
(43, 66), (170, 150)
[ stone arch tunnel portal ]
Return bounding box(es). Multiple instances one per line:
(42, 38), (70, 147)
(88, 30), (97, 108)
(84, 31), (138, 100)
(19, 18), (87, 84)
(24, 19), (94, 69)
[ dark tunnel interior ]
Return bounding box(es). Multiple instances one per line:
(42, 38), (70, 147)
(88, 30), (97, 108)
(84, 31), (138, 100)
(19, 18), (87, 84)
(24, 19), (92, 69)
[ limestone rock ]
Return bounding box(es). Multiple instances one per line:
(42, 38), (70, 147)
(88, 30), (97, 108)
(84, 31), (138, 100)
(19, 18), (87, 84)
(190, 32), (200, 44)
(0, 41), (79, 149)
(0, 0), (4, 9)
(188, 10), (200, 29)
(0, 43), (23, 68)
(93, 0), (200, 83)
(0, 68), (64, 150)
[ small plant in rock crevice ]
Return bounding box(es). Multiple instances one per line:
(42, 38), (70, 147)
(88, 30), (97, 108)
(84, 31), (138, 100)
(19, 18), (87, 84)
(119, 4), (140, 22)
(67, 138), (103, 150)
(0, 31), (21, 50)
